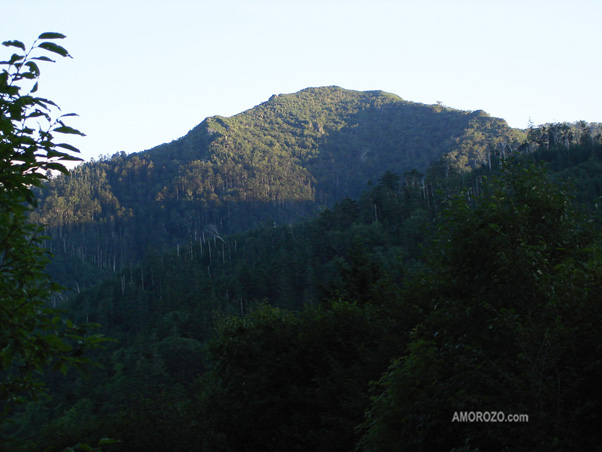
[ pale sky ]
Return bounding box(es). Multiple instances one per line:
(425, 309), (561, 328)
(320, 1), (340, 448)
(3, 0), (601, 161)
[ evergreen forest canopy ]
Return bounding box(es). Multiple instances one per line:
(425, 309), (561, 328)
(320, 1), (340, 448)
(30, 86), (524, 289)
(4, 82), (602, 451)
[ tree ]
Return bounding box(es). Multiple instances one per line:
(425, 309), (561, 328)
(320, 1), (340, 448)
(198, 295), (416, 452)
(360, 163), (602, 451)
(0, 33), (105, 426)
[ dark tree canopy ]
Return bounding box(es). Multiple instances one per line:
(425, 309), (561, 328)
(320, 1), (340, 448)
(360, 163), (602, 452)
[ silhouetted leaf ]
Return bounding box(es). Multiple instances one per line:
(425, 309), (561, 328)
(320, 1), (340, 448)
(37, 32), (66, 40)
(2, 40), (25, 50)
(36, 41), (71, 58)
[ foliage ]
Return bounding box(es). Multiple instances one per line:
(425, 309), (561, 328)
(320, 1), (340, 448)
(17, 145), (602, 451)
(198, 297), (417, 452)
(9, 72), (602, 450)
(359, 163), (602, 451)
(18, 164), (433, 450)
(30, 87), (523, 291)
(0, 33), (105, 433)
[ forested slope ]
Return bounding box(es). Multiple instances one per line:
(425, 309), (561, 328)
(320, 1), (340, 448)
(31, 86), (523, 289)
(8, 121), (602, 451)
(4, 29), (602, 452)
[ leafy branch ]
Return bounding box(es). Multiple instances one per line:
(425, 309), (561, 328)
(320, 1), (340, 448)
(0, 33), (108, 430)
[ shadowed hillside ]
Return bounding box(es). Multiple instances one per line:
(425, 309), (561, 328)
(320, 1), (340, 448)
(32, 86), (523, 288)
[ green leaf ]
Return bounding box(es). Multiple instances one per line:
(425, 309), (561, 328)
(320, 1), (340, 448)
(38, 32), (67, 40)
(56, 143), (81, 153)
(8, 53), (24, 65)
(36, 42), (71, 58)
(86, 333), (111, 345)
(53, 125), (85, 136)
(25, 61), (40, 77)
(2, 40), (26, 51)
(20, 72), (37, 80)
(32, 97), (58, 109)
(44, 162), (69, 174)
(45, 334), (72, 352)
(55, 154), (83, 162)
(31, 55), (55, 63)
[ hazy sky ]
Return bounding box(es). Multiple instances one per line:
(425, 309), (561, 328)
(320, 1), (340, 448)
(3, 0), (601, 161)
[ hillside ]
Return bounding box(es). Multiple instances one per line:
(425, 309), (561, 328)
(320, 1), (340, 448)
(12, 124), (602, 451)
(31, 86), (523, 287)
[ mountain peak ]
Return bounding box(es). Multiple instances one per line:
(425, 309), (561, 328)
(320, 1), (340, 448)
(34, 86), (524, 272)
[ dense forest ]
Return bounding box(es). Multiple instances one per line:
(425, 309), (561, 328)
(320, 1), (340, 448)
(4, 84), (602, 451)
(29, 87), (523, 290)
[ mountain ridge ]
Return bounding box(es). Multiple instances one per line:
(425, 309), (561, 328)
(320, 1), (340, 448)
(143, 86), (522, 201)
(16, 87), (602, 451)
(32, 86), (524, 286)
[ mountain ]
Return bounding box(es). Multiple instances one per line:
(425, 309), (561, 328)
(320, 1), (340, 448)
(15, 119), (602, 451)
(31, 86), (524, 287)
